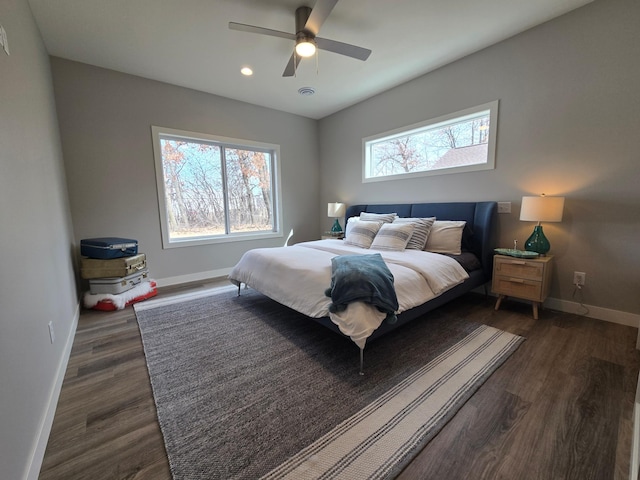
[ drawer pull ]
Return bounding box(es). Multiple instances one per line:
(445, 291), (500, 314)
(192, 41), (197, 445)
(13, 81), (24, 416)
(508, 260), (527, 265)
(508, 278), (525, 283)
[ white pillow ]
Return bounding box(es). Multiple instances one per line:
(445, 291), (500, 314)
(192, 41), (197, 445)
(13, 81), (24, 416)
(393, 217), (436, 250)
(424, 221), (466, 255)
(345, 216), (360, 237)
(359, 212), (397, 223)
(344, 220), (383, 248)
(370, 223), (415, 251)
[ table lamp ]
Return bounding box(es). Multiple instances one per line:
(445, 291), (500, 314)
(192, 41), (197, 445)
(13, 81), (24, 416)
(327, 202), (346, 234)
(519, 194), (564, 255)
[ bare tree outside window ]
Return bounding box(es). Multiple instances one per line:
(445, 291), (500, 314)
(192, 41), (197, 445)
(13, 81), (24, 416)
(152, 127), (280, 248)
(225, 148), (273, 233)
(364, 101), (498, 181)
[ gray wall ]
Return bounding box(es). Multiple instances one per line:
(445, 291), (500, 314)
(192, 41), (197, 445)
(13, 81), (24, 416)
(0, 1), (78, 479)
(318, 0), (640, 317)
(50, 58), (320, 286)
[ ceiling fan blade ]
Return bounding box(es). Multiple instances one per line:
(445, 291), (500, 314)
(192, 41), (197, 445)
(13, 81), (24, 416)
(315, 37), (371, 61)
(282, 52), (301, 77)
(229, 22), (295, 41)
(304, 0), (339, 35)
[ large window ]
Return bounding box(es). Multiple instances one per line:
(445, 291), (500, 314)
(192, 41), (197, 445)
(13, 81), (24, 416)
(363, 100), (498, 182)
(151, 126), (281, 248)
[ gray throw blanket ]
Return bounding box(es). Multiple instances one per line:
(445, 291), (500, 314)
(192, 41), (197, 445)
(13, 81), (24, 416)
(324, 254), (399, 324)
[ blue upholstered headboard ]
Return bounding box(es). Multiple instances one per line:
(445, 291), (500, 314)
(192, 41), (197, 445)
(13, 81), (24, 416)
(344, 202), (498, 281)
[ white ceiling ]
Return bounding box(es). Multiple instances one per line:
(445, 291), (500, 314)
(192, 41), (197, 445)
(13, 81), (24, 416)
(28, 0), (592, 120)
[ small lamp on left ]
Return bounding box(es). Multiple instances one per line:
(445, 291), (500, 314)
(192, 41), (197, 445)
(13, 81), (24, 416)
(327, 202), (346, 234)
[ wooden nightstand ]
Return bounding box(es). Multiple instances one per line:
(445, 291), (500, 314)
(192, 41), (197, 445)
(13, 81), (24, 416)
(492, 254), (554, 319)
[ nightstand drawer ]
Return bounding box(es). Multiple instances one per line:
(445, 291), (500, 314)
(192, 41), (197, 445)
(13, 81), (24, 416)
(494, 257), (544, 281)
(493, 275), (543, 301)
(492, 254), (553, 319)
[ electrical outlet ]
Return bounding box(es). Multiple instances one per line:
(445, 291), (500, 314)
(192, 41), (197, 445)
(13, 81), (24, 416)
(573, 271), (586, 286)
(497, 202), (512, 214)
(48, 321), (55, 344)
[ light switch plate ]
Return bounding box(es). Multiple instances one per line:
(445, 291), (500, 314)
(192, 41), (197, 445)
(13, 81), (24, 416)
(497, 202), (512, 214)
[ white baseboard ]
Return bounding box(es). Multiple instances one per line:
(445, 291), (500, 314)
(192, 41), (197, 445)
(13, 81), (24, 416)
(544, 297), (640, 328)
(155, 267), (232, 288)
(26, 302), (80, 480)
(631, 373), (640, 480)
(474, 286), (640, 329)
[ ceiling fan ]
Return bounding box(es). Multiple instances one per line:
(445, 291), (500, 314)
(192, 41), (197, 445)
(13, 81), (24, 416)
(229, 0), (372, 77)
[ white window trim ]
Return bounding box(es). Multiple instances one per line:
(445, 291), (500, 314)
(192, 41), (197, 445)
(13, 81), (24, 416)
(151, 126), (283, 249)
(362, 100), (499, 183)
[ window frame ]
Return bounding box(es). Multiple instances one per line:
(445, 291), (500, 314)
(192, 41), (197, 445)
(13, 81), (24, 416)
(151, 126), (283, 249)
(362, 100), (499, 183)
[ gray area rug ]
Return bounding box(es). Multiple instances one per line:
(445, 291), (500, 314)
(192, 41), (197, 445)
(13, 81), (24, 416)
(134, 287), (523, 480)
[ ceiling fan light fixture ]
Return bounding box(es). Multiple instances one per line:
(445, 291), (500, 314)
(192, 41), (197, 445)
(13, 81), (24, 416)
(295, 38), (316, 57)
(229, 0), (372, 78)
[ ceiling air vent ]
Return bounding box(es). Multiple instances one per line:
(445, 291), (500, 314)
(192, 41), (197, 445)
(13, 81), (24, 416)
(298, 87), (315, 96)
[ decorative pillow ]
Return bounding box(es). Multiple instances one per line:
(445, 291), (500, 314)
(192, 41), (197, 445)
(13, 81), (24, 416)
(345, 216), (360, 237)
(360, 212), (397, 223)
(424, 220), (466, 255)
(370, 223), (415, 251)
(392, 217), (436, 250)
(343, 220), (383, 248)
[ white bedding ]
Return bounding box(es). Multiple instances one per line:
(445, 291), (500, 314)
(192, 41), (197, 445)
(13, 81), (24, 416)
(228, 239), (469, 348)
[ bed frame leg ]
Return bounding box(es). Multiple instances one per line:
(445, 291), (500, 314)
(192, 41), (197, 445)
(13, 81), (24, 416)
(359, 348), (365, 376)
(237, 284), (241, 296)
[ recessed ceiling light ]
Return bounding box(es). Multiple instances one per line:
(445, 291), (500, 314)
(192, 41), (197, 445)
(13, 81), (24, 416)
(298, 87), (315, 96)
(240, 67), (253, 76)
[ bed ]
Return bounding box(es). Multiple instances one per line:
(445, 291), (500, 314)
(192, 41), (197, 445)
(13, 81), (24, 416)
(229, 201), (497, 367)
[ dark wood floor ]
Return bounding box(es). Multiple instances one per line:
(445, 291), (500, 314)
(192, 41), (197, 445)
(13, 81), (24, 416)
(39, 280), (640, 480)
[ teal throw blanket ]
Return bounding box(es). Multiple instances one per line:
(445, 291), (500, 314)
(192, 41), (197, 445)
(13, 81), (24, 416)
(324, 254), (399, 324)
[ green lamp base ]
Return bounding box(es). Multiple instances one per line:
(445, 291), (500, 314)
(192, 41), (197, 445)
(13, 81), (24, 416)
(524, 225), (550, 255)
(330, 218), (343, 233)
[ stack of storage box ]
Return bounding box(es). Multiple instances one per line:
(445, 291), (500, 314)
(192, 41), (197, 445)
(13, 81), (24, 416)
(80, 237), (156, 310)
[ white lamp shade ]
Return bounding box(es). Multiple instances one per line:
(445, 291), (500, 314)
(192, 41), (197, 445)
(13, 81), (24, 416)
(520, 196), (565, 222)
(327, 202), (346, 218)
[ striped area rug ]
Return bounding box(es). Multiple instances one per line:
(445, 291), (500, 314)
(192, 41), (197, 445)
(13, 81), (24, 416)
(134, 287), (523, 480)
(263, 325), (522, 479)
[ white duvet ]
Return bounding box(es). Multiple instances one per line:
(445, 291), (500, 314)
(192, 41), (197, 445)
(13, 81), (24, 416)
(228, 239), (469, 348)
